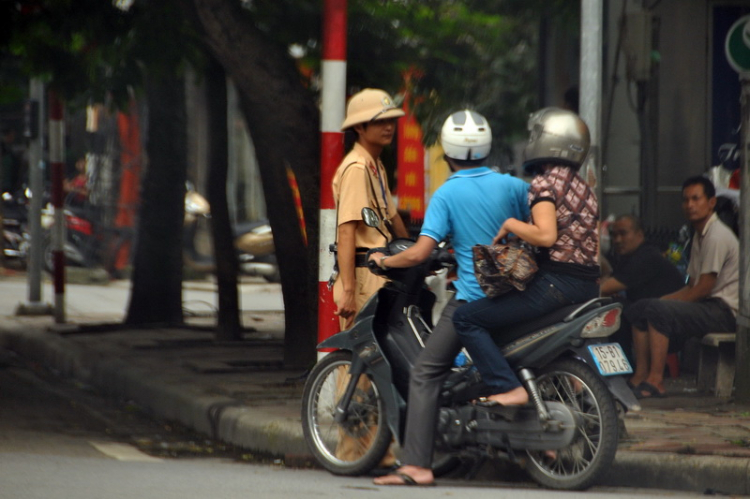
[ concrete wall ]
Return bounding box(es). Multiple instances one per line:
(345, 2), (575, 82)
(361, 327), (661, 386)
(653, 0), (710, 229)
(601, 0), (712, 231)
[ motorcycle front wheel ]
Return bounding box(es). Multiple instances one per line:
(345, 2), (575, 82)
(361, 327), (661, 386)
(524, 358), (619, 490)
(301, 350), (392, 476)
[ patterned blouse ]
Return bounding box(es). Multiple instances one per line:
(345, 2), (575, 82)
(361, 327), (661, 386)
(529, 165), (600, 277)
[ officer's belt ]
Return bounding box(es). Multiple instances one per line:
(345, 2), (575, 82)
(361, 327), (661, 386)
(355, 248), (370, 268)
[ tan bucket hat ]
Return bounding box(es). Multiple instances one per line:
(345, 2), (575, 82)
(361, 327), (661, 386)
(341, 89), (405, 130)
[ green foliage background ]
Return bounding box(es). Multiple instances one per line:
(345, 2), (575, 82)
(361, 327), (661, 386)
(1, 0), (577, 160)
(241, 0), (577, 164)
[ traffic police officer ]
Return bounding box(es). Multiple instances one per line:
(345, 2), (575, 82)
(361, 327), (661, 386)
(331, 88), (408, 466)
(332, 88), (409, 329)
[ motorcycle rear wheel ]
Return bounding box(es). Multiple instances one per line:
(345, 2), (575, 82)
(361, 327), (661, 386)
(524, 358), (619, 490)
(301, 351), (392, 476)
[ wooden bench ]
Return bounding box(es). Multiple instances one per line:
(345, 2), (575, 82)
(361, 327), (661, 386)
(697, 333), (736, 398)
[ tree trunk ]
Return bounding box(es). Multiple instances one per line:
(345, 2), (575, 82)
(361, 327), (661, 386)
(205, 55), (242, 340)
(192, 0), (320, 368)
(125, 71), (187, 325)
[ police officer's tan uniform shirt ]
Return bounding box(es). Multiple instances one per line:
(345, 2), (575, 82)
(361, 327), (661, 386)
(332, 142), (398, 248)
(331, 142), (399, 328)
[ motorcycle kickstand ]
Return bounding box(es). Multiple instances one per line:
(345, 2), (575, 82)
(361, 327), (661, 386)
(462, 455), (488, 480)
(518, 368), (551, 424)
(501, 434), (519, 465)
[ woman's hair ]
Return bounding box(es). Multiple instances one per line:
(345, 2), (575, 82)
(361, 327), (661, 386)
(344, 128), (358, 151)
(525, 162), (574, 177)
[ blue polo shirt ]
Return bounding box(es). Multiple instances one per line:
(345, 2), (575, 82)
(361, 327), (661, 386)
(420, 167), (530, 302)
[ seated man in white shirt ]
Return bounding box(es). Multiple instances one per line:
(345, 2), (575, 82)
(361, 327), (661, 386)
(625, 176), (738, 399)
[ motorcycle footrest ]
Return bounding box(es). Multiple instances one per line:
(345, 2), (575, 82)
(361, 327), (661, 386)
(473, 401), (522, 421)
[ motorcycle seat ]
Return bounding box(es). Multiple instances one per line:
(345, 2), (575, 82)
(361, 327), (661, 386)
(497, 299), (610, 345)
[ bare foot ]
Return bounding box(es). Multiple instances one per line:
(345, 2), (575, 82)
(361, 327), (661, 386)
(373, 465), (434, 486)
(483, 386), (529, 406)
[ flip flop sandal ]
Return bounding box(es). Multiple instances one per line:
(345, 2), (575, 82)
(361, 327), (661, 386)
(635, 381), (667, 399)
(374, 473), (436, 487)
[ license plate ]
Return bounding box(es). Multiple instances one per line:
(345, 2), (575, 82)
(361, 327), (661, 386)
(588, 343), (633, 376)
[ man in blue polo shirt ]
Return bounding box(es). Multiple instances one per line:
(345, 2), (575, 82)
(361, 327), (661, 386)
(369, 109), (529, 486)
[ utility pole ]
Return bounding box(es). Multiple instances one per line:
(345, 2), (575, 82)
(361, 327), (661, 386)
(48, 90), (66, 323)
(317, 0), (347, 359)
(724, 15), (750, 401)
(579, 0), (603, 199)
(16, 78), (52, 317)
(735, 73), (750, 402)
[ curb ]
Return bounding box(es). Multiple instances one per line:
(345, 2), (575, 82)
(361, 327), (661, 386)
(2, 326), (749, 494)
(0, 327), (308, 457)
(604, 451), (750, 495)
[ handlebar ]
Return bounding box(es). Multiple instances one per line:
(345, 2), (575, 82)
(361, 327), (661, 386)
(365, 240), (455, 277)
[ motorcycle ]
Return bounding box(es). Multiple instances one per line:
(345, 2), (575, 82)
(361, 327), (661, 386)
(183, 185), (280, 282)
(2, 191), (30, 266)
(301, 207), (640, 490)
(40, 200), (101, 272)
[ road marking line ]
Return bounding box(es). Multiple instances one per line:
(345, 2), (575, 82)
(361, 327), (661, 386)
(88, 441), (163, 462)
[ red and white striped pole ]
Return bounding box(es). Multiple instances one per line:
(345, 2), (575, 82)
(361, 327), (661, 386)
(318, 0), (347, 356)
(49, 90), (66, 323)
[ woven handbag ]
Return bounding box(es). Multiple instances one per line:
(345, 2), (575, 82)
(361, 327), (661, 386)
(472, 240), (538, 298)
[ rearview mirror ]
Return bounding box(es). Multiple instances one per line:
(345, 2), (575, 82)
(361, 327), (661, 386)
(361, 207), (380, 228)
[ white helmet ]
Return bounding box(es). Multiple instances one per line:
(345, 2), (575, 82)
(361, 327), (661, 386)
(440, 110), (492, 161)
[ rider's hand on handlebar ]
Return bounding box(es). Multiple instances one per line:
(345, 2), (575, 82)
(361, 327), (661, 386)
(369, 251), (387, 269)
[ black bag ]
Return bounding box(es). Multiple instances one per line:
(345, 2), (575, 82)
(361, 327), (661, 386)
(472, 240), (538, 298)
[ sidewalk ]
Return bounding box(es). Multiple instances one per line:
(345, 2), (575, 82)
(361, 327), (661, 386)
(2, 271), (750, 494)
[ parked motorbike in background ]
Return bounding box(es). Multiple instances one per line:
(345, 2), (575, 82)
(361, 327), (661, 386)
(41, 198), (101, 272)
(2, 190), (30, 267)
(183, 185), (279, 282)
(302, 207), (640, 491)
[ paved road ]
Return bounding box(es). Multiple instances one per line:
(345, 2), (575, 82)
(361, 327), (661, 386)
(1, 352), (694, 499)
(0, 362), (691, 499)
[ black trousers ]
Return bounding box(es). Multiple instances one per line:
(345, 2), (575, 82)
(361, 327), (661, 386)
(400, 296), (464, 468)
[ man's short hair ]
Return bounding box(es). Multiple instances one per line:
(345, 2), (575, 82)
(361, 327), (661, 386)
(682, 175), (716, 199)
(446, 156), (486, 168)
(615, 214), (643, 234)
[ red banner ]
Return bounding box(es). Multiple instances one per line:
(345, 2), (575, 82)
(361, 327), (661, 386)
(397, 113), (425, 220)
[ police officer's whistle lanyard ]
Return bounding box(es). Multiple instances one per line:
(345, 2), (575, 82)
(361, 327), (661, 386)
(369, 162), (388, 213)
(365, 162), (390, 224)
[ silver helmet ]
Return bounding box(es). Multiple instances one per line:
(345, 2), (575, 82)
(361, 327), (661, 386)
(522, 107), (590, 175)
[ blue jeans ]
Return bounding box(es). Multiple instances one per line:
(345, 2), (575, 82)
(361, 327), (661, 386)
(453, 270), (599, 393)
